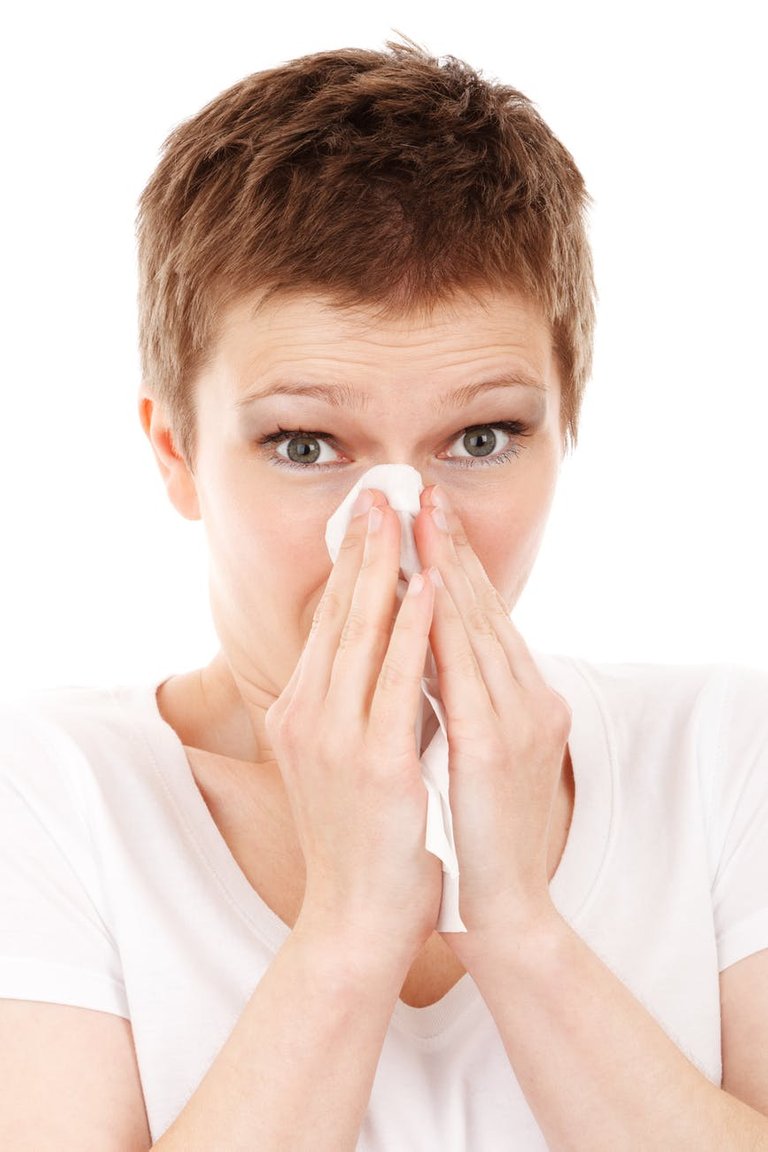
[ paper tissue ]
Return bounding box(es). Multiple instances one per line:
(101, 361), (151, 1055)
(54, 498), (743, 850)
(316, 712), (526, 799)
(325, 464), (466, 932)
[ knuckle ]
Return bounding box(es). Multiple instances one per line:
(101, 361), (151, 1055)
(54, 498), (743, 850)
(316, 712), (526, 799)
(358, 549), (377, 573)
(541, 690), (573, 742)
(338, 611), (369, 649)
(451, 523), (471, 549)
(377, 657), (419, 694)
(273, 700), (307, 751)
(485, 585), (511, 618)
(338, 611), (392, 651)
(392, 611), (421, 642)
(453, 646), (483, 682)
(312, 589), (342, 630)
(280, 709), (340, 763)
(513, 712), (537, 749)
(452, 722), (504, 762)
(338, 527), (364, 554)
(466, 602), (498, 640)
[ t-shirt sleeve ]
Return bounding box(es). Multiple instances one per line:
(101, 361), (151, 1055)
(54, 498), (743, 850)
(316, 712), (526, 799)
(0, 700), (129, 1018)
(707, 664), (768, 972)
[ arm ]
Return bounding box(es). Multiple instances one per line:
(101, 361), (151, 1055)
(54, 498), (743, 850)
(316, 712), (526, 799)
(0, 923), (411, 1152)
(0, 1000), (152, 1152)
(412, 485), (768, 1150)
(159, 494), (441, 1149)
(721, 948), (768, 1116)
(154, 920), (411, 1151)
(2, 494), (440, 1150)
(457, 909), (768, 1152)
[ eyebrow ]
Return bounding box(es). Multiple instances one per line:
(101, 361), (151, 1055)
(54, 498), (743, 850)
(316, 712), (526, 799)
(235, 370), (546, 414)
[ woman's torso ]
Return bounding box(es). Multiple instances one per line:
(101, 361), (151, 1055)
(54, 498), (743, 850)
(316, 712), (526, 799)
(181, 740), (575, 1007)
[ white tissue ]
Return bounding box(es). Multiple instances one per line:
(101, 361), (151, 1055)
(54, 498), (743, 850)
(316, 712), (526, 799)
(325, 464), (466, 932)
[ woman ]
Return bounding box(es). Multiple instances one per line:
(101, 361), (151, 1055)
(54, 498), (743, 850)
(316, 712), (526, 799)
(1, 41), (767, 1151)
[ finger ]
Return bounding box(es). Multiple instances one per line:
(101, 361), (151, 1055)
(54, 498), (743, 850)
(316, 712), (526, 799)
(368, 568), (436, 757)
(326, 499), (403, 718)
(265, 639), (306, 725)
(417, 487), (547, 692)
(295, 489), (388, 708)
(423, 566), (501, 731)
(417, 504), (522, 719)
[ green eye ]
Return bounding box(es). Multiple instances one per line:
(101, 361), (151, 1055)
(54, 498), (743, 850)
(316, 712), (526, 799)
(283, 434), (324, 465)
(458, 425), (499, 458)
(256, 420), (530, 471)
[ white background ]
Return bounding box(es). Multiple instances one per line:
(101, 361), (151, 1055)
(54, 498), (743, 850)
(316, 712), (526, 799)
(1, 0), (766, 696)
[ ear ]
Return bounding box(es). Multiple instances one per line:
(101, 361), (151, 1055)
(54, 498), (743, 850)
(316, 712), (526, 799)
(138, 390), (201, 522)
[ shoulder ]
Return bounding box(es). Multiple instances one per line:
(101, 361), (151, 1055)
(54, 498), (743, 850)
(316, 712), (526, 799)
(535, 648), (733, 731)
(540, 650), (768, 725)
(0, 680), (165, 808)
(536, 650), (768, 796)
(1, 678), (163, 744)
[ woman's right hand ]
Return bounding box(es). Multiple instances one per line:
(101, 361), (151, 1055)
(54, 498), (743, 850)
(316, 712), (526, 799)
(264, 489), (443, 965)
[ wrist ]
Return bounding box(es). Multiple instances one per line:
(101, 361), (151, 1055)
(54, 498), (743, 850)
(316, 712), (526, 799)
(292, 906), (420, 990)
(443, 897), (565, 971)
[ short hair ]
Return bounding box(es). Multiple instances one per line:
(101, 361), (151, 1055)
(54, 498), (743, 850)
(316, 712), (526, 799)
(137, 40), (595, 468)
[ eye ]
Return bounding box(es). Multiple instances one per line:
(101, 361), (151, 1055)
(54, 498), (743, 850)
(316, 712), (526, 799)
(445, 423), (512, 462)
(256, 420), (530, 471)
(272, 430), (337, 467)
(255, 426), (349, 470)
(440, 421), (530, 469)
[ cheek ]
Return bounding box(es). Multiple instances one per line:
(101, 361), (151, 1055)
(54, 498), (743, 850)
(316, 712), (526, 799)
(464, 487), (554, 594)
(267, 517), (334, 596)
(205, 495), (333, 604)
(472, 516), (528, 583)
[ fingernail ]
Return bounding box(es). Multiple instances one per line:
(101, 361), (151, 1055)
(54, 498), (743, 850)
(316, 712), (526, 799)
(432, 486), (452, 512)
(431, 507), (449, 532)
(406, 572), (425, 597)
(428, 567), (444, 589)
(351, 489), (375, 518)
(368, 506), (383, 533)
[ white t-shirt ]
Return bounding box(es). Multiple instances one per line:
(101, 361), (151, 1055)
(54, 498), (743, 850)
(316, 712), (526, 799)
(1, 652), (767, 1149)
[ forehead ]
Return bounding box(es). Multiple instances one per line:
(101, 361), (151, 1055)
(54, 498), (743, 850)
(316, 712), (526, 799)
(205, 287), (559, 406)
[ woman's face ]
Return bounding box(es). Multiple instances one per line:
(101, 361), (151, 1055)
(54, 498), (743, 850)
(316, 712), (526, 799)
(145, 288), (566, 710)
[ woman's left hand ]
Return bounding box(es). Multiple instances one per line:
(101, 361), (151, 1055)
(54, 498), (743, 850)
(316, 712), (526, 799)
(413, 484), (572, 956)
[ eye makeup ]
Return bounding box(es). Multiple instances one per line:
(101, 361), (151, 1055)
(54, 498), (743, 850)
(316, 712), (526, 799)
(254, 420), (533, 472)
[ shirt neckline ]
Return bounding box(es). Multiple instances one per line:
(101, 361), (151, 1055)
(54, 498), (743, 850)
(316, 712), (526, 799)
(132, 650), (614, 1041)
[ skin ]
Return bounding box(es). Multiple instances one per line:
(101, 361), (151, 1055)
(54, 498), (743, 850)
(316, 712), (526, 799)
(19, 285), (756, 1152)
(3, 285), (766, 1152)
(139, 287), (568, 775)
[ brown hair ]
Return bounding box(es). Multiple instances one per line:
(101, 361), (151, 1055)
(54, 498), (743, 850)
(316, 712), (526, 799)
(137, 40), (595, 468)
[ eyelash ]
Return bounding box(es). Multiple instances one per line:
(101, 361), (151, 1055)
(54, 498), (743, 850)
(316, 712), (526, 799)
(255, 421), (531, 471)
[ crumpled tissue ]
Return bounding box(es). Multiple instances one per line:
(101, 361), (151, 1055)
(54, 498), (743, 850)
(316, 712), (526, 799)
(325, 464), (466, 932)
